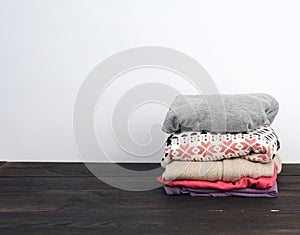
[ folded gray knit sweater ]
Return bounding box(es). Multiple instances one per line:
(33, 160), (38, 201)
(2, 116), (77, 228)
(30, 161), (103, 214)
(162, 93), (279, 133)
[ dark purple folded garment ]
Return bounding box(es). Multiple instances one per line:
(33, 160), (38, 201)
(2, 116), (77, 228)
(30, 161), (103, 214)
(163, 182), (278, 197)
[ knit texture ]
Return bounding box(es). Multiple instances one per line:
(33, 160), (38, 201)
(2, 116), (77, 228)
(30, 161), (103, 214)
(162, 93), (279, 133)
(162, 155), (281, 182)
(161, 125), (280, 167)
(157, 165), (278, 190)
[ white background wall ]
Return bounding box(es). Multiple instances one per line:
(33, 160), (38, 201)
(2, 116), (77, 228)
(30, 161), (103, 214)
(0, 0), (299, 162)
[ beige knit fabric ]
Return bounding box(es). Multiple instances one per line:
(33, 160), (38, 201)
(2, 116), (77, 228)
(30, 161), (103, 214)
(162, 155), (282, 182)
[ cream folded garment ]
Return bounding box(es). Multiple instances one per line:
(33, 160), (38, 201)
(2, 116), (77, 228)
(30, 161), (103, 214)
(162, 155), (282, 182)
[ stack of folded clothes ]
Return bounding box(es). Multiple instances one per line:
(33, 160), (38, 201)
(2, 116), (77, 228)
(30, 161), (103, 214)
(157, 93), (281, 197)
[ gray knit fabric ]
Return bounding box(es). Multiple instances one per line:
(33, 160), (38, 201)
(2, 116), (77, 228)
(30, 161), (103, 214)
(162, 93), (279, 133)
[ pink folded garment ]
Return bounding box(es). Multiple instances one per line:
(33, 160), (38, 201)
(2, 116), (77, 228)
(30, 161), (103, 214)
(157, 165), (277, 190)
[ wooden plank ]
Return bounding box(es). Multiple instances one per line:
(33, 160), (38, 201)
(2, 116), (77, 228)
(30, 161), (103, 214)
(0, 189), (300, 213)
(0, 162), (299, 235)
(0, 211), (298, 234)
(0, 174), (298, 191)
(0, 180), (298, 215)
(0, 162), (163, 177)
(0, 163), (298, 177)
(279, 164), (300, 176)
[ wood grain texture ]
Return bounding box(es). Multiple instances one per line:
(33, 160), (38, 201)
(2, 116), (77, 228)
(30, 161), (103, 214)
(0, 162), (299, 235)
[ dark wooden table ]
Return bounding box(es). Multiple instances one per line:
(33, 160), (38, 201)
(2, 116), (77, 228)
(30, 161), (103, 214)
(0, 162), (299, 234)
